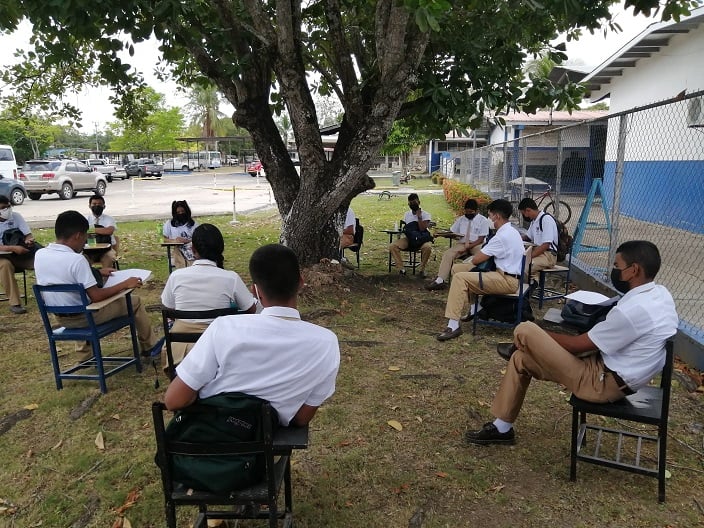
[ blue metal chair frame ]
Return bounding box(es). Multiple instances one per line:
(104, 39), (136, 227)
(33, 284), (142, 394)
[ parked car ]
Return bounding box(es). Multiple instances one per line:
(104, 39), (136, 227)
(0, 174), (26, 205)
(0, 144), (18, 180)
(226, 155), (239, 166)
(163, 157), (197, 171)
(82, 159), (125, 182)
(247, 160), (265, 177)
(19, 159), (107, 200)
(124, 159), (164, 178)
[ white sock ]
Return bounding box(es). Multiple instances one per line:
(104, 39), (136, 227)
(434, 277), (444, 284)
(447, 319), (460, 331)
(468, 304), (476, 316)
(493, 418), (513, 433)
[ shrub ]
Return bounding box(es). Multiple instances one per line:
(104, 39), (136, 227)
(442, 178), (492, 216)
(430, 171), (445, 185)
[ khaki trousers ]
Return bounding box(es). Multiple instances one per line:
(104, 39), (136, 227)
(444, 270), (519, 320)
(0, 254), (33, 306)
(340, 233), (354, 250)
(163, 319), (209, 369)
(389, 236), (432, 272)
(172, 249), (194, 270)
(436, 244), (481, 281)
(491, 321), (626, 423)
(529, 251), (557, 281)
(56, 294), (157, 354)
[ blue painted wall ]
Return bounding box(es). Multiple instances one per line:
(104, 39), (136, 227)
(602, 160), (704, 235)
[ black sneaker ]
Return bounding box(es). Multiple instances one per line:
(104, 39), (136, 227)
(398, 269), (407, 276)
(496, 343), (517, 361)
(465, 422), (515, 445)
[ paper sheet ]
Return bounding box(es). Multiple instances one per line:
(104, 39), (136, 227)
(103, 269), (152, 288)
(565, 290), (620, 306)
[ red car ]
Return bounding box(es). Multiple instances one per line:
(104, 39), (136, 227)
(247, 160), (264, 177)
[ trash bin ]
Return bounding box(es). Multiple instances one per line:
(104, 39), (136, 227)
(391, 170), (401, 186)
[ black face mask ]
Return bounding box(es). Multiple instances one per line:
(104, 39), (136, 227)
(465, 213), (476, 220)
(91, 205), (104, 216)
(409, 204), (420, 213)
(610, 267), (630, 294)
(176, 214), (188, 224)
(522, 215), (531, 223)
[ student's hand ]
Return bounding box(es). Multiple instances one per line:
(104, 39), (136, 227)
(124, 277), (143, 289)
(12, 245), (29, 255)
(24, 237), (35, 247)
(175, 237), (189, 243)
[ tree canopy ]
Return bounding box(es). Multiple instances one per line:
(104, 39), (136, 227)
(0, 0), (697, 264)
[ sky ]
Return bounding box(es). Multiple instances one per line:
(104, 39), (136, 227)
(0, 3), (662, 130)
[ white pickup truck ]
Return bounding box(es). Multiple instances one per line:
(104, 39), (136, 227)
(83, 159), (125, 182)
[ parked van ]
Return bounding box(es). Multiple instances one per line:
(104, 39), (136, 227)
(0, 145), (18, 180)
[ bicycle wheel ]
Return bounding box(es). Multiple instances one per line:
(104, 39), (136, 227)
(544, 200), (572, 224)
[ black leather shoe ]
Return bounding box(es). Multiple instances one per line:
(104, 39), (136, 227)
(496, 343), (517, 361)
(436, 327), (462, 341)
(425, 281), (447, 291)
(465, 422), (515, 445)
(460, 311), (474, 322)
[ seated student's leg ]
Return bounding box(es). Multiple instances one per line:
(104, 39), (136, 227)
(529, 252), (557, 281)
(389, 237), (409, 272)
(445, 271), (518, 320)
(450, 262), (473, 275)
(87, 295), (158, 353)
(99, 249), (118, 270)
(162, 320), (209, 370)
(340, 233), (354, 250)
(173, 249), (187, 269)
(0, 257), (23, 310)
(419, 241), (433, 274)
(434, 245), (467, 282)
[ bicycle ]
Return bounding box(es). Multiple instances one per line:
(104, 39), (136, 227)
(510, 184), (572, 225)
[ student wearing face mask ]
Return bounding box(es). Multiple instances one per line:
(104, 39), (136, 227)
(518, 197), (558, 283)
(465, 240), (678, 446)
(389, 193), (433, 277)
(0, 195), (37, 314)
(85, 195), (118, 269)
(425, 199), (490, 291)
(163, 200), (199, 269)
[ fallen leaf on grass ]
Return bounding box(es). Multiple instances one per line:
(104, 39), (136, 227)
(95, 431), (105, 450)
(665, 469), (672, 479)
(416, 416), (423, 423)
(487, 484), (505, 493)
(387, 420), (403, 431)
(697, 386), (704, 393)
(500, 369), (506, 375)
(115, 488), (141, 515)
(23, 403), (39, 410)
(390, 405), (399, 411)
(477, 400), (488, 407)
(436, 471), (449, 478)
(51, 440), (62, 450)
(338, 440), (352, 447)
(388, 366), (400, 371)
(112, 414), (120, 420)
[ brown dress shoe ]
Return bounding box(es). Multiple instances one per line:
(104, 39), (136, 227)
(496, 342), (517, 361)
(436, 327), (462, 341)
(425, 281), (447, 291)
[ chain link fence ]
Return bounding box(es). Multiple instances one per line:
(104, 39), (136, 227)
(450, 90), (704, 345)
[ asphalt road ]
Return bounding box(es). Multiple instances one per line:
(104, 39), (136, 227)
(16, 169), (276, 228)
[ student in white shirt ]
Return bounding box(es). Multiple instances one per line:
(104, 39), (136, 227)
(165, 244), (340, 428)
(161, 223), (258, 369)
(426, 199), (490, 290)
(163, 200), (198, 269)
(85, 195), (118, 269)
(466, 240), (678, 446)
(518, 197), (558, 281)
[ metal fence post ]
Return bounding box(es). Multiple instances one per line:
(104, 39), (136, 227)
(555, 129), (564, 219)
(607, 113), (629, 269)
(230, 186), (239, 225)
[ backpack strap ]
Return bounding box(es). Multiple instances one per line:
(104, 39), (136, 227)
(538, 212), (558, 253)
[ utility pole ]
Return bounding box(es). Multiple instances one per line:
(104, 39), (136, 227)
(94, 122), (100, 153)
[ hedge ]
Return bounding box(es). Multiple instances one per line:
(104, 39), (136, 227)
(442, 178), (492, 216)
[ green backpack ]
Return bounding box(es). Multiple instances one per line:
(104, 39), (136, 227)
(163, 392), (279, 493)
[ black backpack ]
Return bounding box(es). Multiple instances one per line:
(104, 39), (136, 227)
(402, 220), (433, 250)
(477, 295), (534, 323)
(539, 213), (573, 262)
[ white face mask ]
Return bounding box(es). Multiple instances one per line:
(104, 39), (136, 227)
(0, 207), (11, 220)
(253, 284), (262, 304)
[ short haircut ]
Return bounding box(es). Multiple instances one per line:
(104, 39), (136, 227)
(249, 244), (300, 302)
(518, 198), (537, 211)
(0, 195), (9, 206)
(616, 240), (661, 279)
(408, 193), (420, 202)
(55, 210), (89, 240)
(192, 224), (225, 268)
(88, 195), (105, 205)
(464, 199), (478, 210)
(170, 200), (195, 227)
(488, 199), (513, 220)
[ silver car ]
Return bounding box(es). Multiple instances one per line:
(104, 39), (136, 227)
(19, 159), (108, 200)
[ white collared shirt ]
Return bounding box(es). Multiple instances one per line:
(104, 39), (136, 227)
(161, 259), (257, 323)
(87, 212), (117, 245)
(479, 222), (524, 275)
(0, 211), (31, 238)
(450, 213), (491, 243)
(589, 282), (678, 390)
(527, 211), (558, 251)
(34, 243), (97, 306)
(176, 306), (340, 425)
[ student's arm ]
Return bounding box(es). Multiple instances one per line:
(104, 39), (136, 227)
(465, 235), (485, 251)
(85, 276), (142, 303)
(532, 242), (550, 257)
(164, 377), (199, 410)
(470, 250), (491, 265)
(93, 224), (115, 236)
(545, 330), (598, 356)
(291, 404), (319, 426)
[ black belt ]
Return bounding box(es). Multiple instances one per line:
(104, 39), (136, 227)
(56, 313), (82, 318)
(502, 272), (520, 279)
(605, 368), (635, 395)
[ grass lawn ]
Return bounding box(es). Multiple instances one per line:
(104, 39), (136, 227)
(1, 184), (703, 527)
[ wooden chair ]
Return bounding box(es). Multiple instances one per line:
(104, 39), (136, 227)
(152, 400), (308, 528)
(533, 251), (572, 308)
(472, 245), (532, 335)
(161, 307), (244, 379)
(33, 284), (141, 394)
(569, 340), (674, 502)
